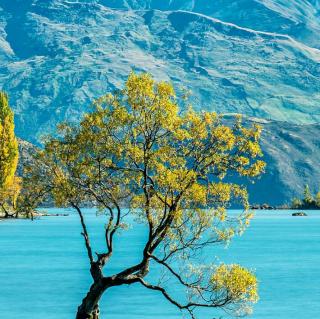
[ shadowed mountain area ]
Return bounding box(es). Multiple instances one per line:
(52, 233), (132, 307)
(244, 119), (320, 205)
(1, 0), (320, 204)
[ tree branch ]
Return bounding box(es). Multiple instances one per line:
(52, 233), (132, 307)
(137, 278), (230, 313)
(71, 202), (94, 264)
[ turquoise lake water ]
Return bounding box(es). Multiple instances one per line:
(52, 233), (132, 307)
(0, 209), (319, 319)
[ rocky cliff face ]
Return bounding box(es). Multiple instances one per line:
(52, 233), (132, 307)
(1, 0), (320, 204)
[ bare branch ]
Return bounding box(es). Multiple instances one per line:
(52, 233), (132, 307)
(71, 203), (94, 264)
(137, 278), (231, 314)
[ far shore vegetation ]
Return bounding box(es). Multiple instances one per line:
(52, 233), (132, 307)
(291, 184), (320, 210)
(0, 92), (39, 219)
(0, 92), (21, 218)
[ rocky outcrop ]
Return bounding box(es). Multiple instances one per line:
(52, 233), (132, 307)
(292, 212), (308, 216)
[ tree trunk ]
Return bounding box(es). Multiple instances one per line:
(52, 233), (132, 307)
(76, 305), (100, 319)
(1, 203), (10, 218)
(76, 281), (108, 319)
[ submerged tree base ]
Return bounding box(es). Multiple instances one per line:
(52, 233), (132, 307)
(76, 308), (100, 319)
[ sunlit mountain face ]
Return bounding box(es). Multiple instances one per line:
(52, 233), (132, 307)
(102, 0), (320, 47)
(0, 0), (319, 203)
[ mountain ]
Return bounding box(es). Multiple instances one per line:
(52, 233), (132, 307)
(1, 0), (320, 204)
(0, 0), (319, 142)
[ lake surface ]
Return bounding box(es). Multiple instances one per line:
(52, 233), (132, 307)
(0, 209), (319, 319)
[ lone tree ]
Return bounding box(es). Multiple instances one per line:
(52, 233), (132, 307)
(0, 92), (20, 218)
(303, 184), (313, 205)
(27, 73), (265, 319)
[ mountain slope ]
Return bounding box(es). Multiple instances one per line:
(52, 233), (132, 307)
(245, 119), (320, 205)
(0, 1), (319, 142)
(101, 0), (320, 48)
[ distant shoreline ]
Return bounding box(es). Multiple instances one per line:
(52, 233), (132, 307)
(250, 206), (320, 211)
(0, 212), (69, 220)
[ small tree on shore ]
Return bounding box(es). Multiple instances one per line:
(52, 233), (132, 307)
(27, 73), (265, 319)
(291, 197), (302, 209)
(0, 92), (21, 218)
(303, 184), (313, 206)
(315, 191), (320, 207)
(291, 185), (320, 210)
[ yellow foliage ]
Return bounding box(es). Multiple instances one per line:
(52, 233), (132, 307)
(0, 92), (20, 216)
(0, 92), (19, 190)
(31, 71), (265, 228)
(212, 264), (258, 304)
